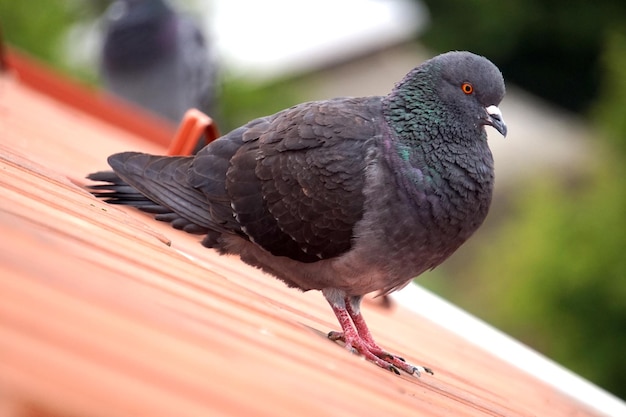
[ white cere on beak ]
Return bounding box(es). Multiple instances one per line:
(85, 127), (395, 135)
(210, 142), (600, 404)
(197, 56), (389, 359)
(486, 105), (502, 118)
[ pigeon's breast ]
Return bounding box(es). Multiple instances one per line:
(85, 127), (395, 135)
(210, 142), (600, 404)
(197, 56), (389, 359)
(332, 140), (494, 295)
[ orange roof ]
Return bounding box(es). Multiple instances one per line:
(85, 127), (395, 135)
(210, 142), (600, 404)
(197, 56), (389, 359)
(0, 46), (610, 417)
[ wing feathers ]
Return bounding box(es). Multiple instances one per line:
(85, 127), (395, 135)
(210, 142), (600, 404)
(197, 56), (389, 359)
(92, 97), (384, 262)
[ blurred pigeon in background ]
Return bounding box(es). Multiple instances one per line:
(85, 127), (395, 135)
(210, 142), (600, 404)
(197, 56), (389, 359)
(89, 51), (507, 376)
(100, 0), (217, 129)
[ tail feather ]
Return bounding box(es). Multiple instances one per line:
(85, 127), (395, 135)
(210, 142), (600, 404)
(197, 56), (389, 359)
(87, 171), (162, 208)
(106, 152), (214, 229)
(87, 157), (210, 234)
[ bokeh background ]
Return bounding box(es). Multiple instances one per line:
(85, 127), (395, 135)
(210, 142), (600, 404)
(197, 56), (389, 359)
(2, 0), (624, 400)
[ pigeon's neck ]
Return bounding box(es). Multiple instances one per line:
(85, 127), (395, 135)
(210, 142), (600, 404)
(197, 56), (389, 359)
(382, 65), (447, 144)
(380, 66), (494, 223)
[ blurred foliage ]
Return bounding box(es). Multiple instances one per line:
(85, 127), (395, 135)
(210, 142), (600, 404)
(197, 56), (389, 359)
(0, 0), (77, 72)
(467, 165), (626, 397)
(593, 30), (626, 154)
(418, 0), (626, 114)
(217, 76), (305, 134)
(418, 0), (626, 398)
(420, 28), (626, 399)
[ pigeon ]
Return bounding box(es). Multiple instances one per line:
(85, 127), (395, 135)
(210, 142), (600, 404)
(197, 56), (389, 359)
(88, 51), (507, 376)
(100, 0), (217, 130)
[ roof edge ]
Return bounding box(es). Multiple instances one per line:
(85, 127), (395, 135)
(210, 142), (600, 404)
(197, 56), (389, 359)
(4, 46), (176, 148)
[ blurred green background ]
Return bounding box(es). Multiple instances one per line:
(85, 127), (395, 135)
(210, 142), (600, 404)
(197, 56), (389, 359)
(1, 0), (624, 400)
(418, 0), (626, 401)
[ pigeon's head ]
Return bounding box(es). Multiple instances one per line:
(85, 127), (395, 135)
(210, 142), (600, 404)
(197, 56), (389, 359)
(434, 51), (507, 137)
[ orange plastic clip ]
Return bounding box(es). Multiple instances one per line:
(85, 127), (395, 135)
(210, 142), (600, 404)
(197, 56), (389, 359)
(167, 108), (220, 156)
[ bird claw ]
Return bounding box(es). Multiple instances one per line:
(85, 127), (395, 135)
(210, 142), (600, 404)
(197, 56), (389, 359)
(389, 365), (401, 375)
(327, 331), (433, 377)
(411, 365), (434, 378)
(327, 330), (344, 341)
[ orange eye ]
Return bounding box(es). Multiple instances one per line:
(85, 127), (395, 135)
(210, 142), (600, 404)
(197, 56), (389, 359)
(461, 82), (474, 94)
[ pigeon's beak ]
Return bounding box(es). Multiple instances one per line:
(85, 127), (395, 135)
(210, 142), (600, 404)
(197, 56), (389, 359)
(485, 105), (507, 137)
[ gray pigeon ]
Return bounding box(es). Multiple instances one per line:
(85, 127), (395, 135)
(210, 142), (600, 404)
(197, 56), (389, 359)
(88, 51), (507, 376)
(100, 0), (217, 127)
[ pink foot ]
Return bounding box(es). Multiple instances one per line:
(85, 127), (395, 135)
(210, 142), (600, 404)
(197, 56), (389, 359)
(323, 291), (433, 376)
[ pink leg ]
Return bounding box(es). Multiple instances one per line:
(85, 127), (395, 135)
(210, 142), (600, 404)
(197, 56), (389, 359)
(328, 301), (405, 373)
(323, 290), (433, 376)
